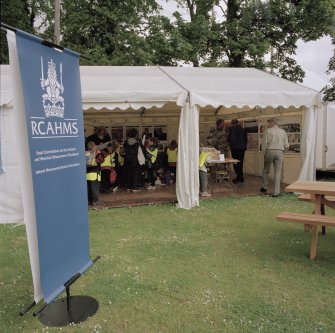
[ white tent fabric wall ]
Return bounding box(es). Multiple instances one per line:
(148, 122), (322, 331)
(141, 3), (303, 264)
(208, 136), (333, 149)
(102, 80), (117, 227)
(298, 106), (318, 181)
(176, 102), (200, 209)
(0, 65), (24, 224)
(325, 102), (335, 169)
(0, 105), (24, 223)
(6, 30), (41, 302)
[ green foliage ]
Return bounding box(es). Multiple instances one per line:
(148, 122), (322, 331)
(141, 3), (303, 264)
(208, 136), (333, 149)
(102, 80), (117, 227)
(60, 0), (164, 65)
(0, 0), (56, 63)
(0, 0), (36, 63)
(0, 195), (334, 332)
(322, 37), (335, 101)
(167, 0), (335, 83)
(1, 0), (334, 86)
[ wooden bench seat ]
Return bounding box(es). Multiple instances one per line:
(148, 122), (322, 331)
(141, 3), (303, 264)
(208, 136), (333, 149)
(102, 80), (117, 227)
(276, 212), (335, 259)
(298, 193), (335, 202)
(277, 212), (335, 227)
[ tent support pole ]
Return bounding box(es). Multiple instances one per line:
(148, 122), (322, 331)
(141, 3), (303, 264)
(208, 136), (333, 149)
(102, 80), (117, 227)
(215, 105), (223, 115)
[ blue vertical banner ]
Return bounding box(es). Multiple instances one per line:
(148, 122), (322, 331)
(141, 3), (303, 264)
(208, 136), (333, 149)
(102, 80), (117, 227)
(10, 29), (92, 304)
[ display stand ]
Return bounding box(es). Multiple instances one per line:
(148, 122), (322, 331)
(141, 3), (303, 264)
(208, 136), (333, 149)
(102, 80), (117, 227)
(20, 256), (100, 327)
(37, 292), (99, 327)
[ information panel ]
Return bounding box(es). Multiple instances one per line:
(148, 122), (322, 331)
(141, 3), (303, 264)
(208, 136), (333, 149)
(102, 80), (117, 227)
(9, 29), (92, 304)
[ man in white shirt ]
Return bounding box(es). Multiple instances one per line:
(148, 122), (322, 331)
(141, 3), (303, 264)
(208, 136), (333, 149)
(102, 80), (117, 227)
(260, 117), (289, 197)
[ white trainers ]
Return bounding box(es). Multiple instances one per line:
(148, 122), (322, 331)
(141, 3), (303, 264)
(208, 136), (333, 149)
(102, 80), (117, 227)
(112, 186), (119, 192)
(147, 185), (156, 190)
(200, 192), (211, 197)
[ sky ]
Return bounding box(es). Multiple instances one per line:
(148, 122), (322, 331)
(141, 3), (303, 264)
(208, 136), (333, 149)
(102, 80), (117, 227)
(157, 0), (334, 92)
(294, 36), (333, 91)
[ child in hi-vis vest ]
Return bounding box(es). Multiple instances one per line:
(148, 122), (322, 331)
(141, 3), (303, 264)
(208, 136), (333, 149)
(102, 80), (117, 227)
(146, 137), (158, 190)
(86, 141), (104, 205)
(166, 139), (177, 182)
(199, 150), (212, 197)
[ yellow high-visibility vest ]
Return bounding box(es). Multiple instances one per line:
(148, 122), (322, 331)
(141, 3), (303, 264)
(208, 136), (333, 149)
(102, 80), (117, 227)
(147, 147), (158, 163)
(86, 172), (101, 181)
(199, 152), (210, 167)
(100, 151), (116, 168)
(167, 148), (177, 163)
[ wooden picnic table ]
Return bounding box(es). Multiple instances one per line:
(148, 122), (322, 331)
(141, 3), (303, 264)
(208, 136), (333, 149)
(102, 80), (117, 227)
(277, 180), (335, 259)
(286, 180), (335, 216)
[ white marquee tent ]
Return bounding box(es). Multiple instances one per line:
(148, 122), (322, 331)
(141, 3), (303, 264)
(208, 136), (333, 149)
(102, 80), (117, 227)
(0, 65), (322, 223)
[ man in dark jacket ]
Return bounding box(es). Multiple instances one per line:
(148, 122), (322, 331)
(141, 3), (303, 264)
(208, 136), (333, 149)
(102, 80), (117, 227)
(228, 119), (247, 183)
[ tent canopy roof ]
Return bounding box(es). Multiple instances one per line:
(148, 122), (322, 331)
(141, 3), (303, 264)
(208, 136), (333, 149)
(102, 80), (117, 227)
(80, 66), (187, 111)
(161, 67), (321, 109)
(1, 65), (321, 111)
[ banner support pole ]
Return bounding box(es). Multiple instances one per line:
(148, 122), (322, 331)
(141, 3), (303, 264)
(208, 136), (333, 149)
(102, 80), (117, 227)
(19, 301), (36, 316)
(33, 303), (48, 317)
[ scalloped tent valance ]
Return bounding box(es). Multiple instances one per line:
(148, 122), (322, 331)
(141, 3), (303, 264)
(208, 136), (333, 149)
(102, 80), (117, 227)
(80, 66), (188, 111)
(1, 65), (321, 110)
(159, 66), (321, 109)
(79, 66), (321, 111)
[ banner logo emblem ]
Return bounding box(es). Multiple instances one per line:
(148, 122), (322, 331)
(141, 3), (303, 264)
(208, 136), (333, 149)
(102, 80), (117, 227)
(40, 57), (65, 118)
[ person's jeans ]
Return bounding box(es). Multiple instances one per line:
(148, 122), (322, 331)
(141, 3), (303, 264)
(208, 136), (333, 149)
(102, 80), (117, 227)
(199, 170), (208, 193)
(148, 167), (156, 186)
(261, 150), (284, 195)
(87, 180), (100, 204)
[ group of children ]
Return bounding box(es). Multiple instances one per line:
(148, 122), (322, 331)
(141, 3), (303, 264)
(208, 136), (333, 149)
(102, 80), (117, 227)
(85, 135), (179, 205)
(85, 130), (215, 205)
(85, 140), (123, 205)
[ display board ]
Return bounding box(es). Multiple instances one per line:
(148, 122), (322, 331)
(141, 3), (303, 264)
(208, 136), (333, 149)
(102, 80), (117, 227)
(7, 28), (92, 304)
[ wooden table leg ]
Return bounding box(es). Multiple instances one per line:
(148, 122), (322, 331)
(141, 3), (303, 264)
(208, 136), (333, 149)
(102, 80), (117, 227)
(321, 203), (326, 236)
(310, 225), (318, 260)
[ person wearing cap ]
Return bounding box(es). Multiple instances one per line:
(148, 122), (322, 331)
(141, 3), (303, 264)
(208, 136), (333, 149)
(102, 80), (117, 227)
(207, 119), (230, 157)
(260, 117), (289, 197)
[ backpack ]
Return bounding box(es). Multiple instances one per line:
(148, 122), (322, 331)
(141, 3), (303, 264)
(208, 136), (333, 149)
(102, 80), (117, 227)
(110, 168), (117, 184)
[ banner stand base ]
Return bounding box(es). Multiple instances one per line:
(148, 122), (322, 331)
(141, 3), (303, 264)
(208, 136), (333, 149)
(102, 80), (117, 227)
(36, 257), (101, 327)
(20, 257), (101, 324)
(38, 295), (99, 327)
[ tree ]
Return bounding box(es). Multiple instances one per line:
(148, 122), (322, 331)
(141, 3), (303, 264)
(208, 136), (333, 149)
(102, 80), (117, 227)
(59, 0), (169, 65)
(0, 0), (36, 63)
(166, 0), (335, 82)
(0, 0), (56, 63)
(322, 37), (335, 101)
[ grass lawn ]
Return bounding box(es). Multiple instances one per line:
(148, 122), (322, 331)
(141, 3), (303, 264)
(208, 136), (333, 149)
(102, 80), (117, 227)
(0, 194), (334, 333)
